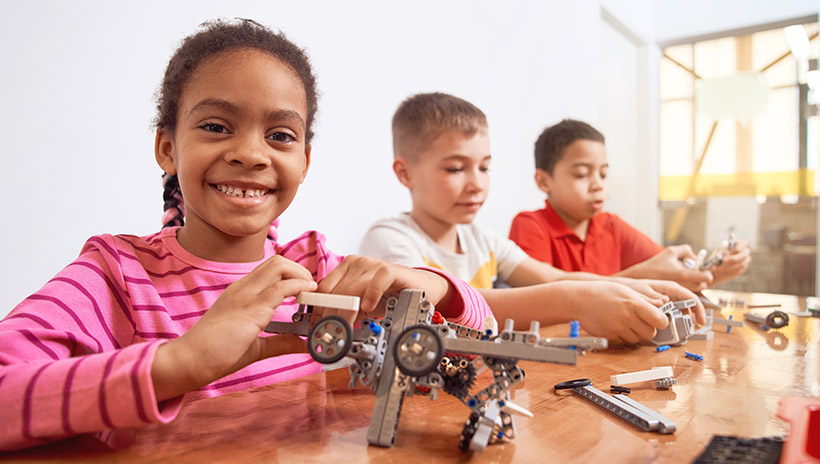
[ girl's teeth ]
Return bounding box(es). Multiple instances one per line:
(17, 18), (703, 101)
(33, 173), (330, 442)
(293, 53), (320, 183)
(217, 184), (267, 198)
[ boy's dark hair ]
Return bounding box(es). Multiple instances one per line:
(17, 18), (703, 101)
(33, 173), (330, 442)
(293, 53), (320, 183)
(534, 119), (604, 174)
(392, 92), (487, 161)
(155, 18), (319, 228)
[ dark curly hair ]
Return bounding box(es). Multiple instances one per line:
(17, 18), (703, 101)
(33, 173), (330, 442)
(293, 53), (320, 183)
(534, 119), (604, 174)
(155, 18), (319, 228)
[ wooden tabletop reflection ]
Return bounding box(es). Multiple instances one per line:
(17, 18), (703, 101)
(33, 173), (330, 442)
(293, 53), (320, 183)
(2, 290), (819, 463)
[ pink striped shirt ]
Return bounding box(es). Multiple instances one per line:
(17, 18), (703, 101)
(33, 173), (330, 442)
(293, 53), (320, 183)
(0, 227), (491, 451)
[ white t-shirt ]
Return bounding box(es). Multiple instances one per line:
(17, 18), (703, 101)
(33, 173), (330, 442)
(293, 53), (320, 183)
(359, 213), (527, 289)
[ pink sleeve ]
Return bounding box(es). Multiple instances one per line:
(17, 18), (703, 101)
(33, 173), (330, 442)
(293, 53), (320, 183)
(414, 267), (493, 329)
(0, 246), (183, 451)
(0, 335), (181, 451)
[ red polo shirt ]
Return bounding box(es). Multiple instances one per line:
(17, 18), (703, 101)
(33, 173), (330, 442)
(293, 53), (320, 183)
(509, 201), (663, 275)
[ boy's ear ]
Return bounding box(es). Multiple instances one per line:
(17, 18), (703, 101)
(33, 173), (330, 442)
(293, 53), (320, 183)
(393, 157), (413, 188)
(300, 144), (312, 184)
(534, 168), (552, 195)
(155, 129), (177, 176)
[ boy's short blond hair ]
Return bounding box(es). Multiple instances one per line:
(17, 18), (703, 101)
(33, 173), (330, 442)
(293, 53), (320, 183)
(392, 92), (488, 162)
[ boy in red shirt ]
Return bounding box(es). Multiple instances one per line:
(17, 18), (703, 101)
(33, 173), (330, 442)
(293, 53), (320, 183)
(509, 119), (750, 292)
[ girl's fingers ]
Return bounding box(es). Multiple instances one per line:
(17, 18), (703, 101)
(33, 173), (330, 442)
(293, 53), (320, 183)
(257, 278), (318, 308)
(241, 256), (316, 294)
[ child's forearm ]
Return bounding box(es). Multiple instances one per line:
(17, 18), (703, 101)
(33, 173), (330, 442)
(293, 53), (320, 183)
(478, 282), (579, 330)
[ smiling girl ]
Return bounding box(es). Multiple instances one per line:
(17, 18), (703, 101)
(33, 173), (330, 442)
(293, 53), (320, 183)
(0, 19), (491, 451)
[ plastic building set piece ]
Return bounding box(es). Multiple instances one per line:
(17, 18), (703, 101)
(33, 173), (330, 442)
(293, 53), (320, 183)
(698, 293), (722, 310)
(693, 435), (784, 464)
(684, 232), (738, 271)
(609, 386), (631, 394)
(610, 366), (674, 387)
(690, 308), (715, 341)
(776, 396), (820, 463)
(719, 297), (746, 307)
(806, 297), (820, 317)
(747, 304), (782, 309)
(553, 378), (592, 390)
(745, 311), (790, 330)
(564, 382), (675, 434)
(691, 307), (745, 341)
(656, 345), (670, 352)
(296, 292), (360, 324)
(685, 351), (703, 361)
(265, 289), (608, 453)
(652, 299), (697, 345)
(653, 377), (678, 389)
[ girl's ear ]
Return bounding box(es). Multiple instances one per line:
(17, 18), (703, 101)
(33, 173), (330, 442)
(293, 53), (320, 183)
(534, 168), (552, 195)
(299, 144), (312, 183)
(393, 157), (413, 188)
(155, 129), (177, 175)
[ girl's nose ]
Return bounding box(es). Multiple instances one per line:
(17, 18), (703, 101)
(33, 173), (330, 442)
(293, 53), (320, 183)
(226, 136), (270, 169)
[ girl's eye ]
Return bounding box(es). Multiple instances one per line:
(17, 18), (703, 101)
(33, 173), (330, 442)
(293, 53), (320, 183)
(201, 123), (227, 133)
(480, 166), (490, 173)
(268, 131), (295, 143)
(445, 167), (463, 173)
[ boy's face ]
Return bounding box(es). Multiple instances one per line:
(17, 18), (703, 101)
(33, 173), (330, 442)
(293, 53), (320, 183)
(536, 139), (608, 225)
(396, 130), (491, 228)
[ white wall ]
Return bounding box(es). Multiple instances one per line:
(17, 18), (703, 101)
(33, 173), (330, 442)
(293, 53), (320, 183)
(3, 1), (815, 318)
(0, 0), (602, 317)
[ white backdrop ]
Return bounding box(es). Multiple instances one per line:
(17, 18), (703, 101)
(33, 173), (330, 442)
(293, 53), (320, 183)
(1, 0), (816, 317)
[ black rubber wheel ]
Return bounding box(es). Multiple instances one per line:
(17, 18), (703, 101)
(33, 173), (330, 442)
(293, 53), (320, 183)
(393, 324), (444, 376)
(765, 311), (789, 329)
(307, 315), (352, 364)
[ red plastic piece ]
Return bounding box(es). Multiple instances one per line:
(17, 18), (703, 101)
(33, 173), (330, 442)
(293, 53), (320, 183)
(431, 311), (445, 325)
(777, 396), (820, 463)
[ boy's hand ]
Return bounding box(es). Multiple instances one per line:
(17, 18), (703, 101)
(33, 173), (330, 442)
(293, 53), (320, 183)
(569, 281), (669, 344)
(711, 240), (751, 286)
(638, 279), (706, 325)
(622, 245), (713, 291)
(152, 255), (318, 402)
(317, 255), (453, 313)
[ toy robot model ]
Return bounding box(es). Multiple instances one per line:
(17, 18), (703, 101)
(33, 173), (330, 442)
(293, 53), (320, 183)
(651, 299), (697, 346)
(265, 289), (607, 453)
(683, 232), (737, 271)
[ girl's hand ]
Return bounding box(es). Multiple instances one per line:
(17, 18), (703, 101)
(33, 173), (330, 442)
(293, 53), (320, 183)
(317, 255), (454, 313)
(152, 255), (318, 401)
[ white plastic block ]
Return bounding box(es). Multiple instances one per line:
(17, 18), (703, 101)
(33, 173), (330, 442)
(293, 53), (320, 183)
(499, 399), (534, 418)
(483, 316), (499, 336)
(296, 292), (360, 311)
(610, 366), (674, 386)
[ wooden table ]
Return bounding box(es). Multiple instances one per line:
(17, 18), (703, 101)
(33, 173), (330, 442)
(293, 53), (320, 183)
(2, 290), (818, 463)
